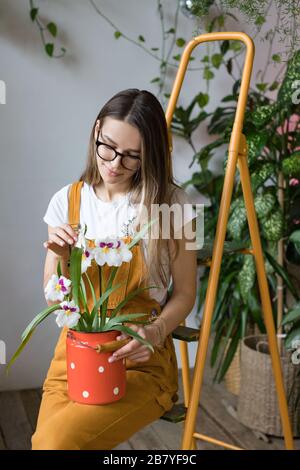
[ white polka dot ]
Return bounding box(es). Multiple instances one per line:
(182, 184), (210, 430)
(98, 366), (105, 373)
(113, 387), (119, 395)
(70, 362), (75, 369)
(82, 390), (89, 398)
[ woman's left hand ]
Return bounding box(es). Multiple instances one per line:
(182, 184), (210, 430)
(108, 324), (157, 364)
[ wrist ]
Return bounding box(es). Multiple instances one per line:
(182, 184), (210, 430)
(146, 316), (167, 349)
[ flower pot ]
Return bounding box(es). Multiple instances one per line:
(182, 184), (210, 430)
(66, 329), (126, 405)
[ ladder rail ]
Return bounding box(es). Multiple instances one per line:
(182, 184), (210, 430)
(164, 31), (294, 450)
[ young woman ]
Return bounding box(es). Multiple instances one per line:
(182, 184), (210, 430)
(32, 88), (197, 450)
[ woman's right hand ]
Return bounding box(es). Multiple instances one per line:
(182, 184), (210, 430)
(43, 224), (78, 260)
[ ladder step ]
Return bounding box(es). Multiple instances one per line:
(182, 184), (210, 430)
(160, 402), (187, 423)
(197, 240), (252, 265)
(172, 325), (200, 342)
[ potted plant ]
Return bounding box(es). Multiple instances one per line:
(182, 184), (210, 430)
(6, 220), (158, 405)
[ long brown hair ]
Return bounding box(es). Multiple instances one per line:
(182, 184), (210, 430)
(79, 88), (181, 290)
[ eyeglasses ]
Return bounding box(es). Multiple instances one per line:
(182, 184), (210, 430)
(95, 132), (141, 171)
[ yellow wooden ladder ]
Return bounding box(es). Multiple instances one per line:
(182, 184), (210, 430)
(161, 32), (294, 451)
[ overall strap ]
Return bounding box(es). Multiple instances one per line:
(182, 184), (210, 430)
(68, 180), (84, 225)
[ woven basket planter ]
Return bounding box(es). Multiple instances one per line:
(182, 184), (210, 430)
(237, 335), (300, 437)
(224, 341), (241, 396)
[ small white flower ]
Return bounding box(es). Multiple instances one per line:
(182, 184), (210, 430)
(93, 237), (132, 267)
(44, 274), (71, 302)
(74, 223), (87, 250)
(81, 247), (94, 273)
(291, 339), (300, 365)
(55, 300), (81, 328)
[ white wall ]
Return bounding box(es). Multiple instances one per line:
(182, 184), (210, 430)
(0, 0), (276, 390)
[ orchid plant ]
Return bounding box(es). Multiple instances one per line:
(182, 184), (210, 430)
(7, 219), (159, 372)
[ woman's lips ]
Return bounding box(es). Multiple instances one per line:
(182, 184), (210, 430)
(104, 165), (122, 176)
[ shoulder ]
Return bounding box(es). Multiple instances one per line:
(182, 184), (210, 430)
(48, 183), (73, 206)
(43, 181), (82, 227)
(50, 180), (87, 202)
(168, 183), (193, 205)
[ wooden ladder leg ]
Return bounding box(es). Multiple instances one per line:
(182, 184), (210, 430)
(181, 116), (240, 450)
(237, 137), (294, 450)
(179, 320), (197, 450)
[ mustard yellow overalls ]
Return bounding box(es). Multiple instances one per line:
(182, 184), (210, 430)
(31, 180), (178, 450)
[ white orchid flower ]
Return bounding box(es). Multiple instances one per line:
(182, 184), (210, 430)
(117, 238), (133, 263)
(81, 247), (94, 273)
(74, 223), (87, 250)
(44, 274), (71, 302)
(55, 300), (81, 328)
(93, 237), (132, 267)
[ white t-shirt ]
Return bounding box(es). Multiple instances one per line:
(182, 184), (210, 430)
(43, 181), (196, 305)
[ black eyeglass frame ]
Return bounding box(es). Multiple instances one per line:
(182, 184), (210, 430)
(95, 130), (141, 170)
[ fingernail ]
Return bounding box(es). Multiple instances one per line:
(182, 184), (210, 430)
(116, 336), (121, 340)
(108, 356), (114, 363)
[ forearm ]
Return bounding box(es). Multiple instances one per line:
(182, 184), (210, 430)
(159, 292), (196, 336)
(146, 292), (196, 348)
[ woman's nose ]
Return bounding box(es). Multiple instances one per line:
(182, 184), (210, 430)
(111, 155), (123, 169)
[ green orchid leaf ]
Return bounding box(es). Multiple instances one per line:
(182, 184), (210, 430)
(69, 247), (82, 306)
(79, 281), (89, 317)
(6, 329), (35, 374)
(57, 259), (62, 278)
(21, 303), (61, 341)
(83, 269), (97, 307)
(110, 285), (159, 319)
(112, 324), (154, 353)
(104, 313), (148, 330)
(90, 281), (125, 319)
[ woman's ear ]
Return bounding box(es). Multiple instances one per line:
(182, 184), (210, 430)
(94, 119), (100, 141)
